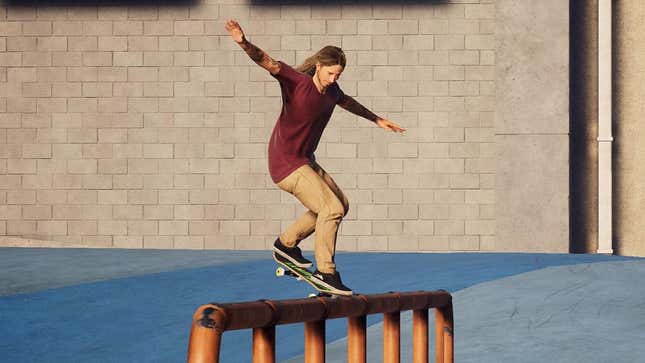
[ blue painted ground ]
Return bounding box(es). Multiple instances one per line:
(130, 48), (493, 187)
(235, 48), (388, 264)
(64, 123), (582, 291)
(0, 248), (636, 362)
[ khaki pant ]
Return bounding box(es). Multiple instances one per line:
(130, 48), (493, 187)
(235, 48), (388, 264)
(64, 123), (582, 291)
(276, 161), (349, 273)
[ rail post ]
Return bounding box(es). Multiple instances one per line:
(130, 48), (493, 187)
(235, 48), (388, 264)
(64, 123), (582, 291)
(252, 326), (275, 363)
(435, 302), (454, 363)
(187, 305), (225, 363)
(304, 320), (325, 363)
(347, 315), (366, 363)
(383, 312), (401, 363)
(413, 308), (429, 363)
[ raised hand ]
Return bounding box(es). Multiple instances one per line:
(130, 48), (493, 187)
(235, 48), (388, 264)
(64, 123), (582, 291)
(225, 19), (245, 44)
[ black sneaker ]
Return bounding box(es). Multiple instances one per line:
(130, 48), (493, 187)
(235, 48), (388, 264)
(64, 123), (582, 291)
(273, 238), (313, 268)
(310, 269), (353, 296)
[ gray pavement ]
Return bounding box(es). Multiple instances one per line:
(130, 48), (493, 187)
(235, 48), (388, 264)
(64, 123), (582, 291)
(2, 249), (641, 362)
(0, 247), (267, 296)
(285, 260), (645, 363)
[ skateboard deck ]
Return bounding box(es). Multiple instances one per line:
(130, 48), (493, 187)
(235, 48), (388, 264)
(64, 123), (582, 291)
(273, 253), (338, 297)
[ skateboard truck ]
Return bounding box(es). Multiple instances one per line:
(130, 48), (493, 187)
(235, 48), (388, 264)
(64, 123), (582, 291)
(273, 253), (347, 298)
(275, 265), (338, 298)
(276, 266), (303, 280)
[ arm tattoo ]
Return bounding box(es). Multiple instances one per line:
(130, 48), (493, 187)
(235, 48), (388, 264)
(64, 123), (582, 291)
(239, 39), (266, 64)
(340, 96), (379, 122)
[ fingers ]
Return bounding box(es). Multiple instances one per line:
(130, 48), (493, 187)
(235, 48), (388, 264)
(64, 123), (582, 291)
(378, 119), (406, 134)
(225, 19), (241, 31)
(387, 122), (406, 133)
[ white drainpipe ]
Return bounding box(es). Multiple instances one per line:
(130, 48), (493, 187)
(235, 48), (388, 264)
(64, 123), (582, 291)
(597, 0), (614, 254)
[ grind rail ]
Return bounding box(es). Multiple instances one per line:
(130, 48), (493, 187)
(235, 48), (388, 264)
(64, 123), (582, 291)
(187, 290), (453, 363)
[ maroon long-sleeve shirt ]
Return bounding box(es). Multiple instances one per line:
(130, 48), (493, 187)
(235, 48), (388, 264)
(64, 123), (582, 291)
(267, 61), (345, 183)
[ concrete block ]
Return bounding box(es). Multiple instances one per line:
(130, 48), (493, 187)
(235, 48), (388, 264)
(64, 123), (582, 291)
(465, 4), (495, 19)
(113, 236), (143, 249)
(341, 220), (371, 235)
(419, 235), (451, 251)
(435, 220), (464, 236)
(327, 19), (356, 34)
(450, 235), (480, 250)
(387, 234), (419, 251)
(144, 236), (173, 249)
(67, 190), (98, 205)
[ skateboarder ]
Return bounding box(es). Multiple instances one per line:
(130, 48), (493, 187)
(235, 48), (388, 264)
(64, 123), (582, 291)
(226, 20), (406, 295)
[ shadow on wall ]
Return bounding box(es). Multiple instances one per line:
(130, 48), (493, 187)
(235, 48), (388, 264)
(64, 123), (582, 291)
(569, 0), (599, 254)
(250, 0), (450, 4)
(1, 0), (450, 5)
(1, 0), (198, 5)
(611, 0), (625, 256)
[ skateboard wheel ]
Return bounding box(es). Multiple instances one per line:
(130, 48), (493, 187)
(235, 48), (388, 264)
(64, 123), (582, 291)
(308, 293), (317, 298)
(276, 267), (286, 277)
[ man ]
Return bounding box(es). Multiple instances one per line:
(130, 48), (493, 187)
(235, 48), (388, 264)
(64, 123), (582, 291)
(225, 19), (406, 295)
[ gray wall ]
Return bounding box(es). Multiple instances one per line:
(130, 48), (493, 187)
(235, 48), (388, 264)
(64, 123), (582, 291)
(562, 0), (645, 257)
(494, 0), (569, 252)
(0, 1), (573, 253)
(614, 1), (645, 256)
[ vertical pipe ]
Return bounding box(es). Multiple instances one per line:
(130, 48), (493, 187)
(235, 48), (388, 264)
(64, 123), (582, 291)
(304, 320), (325, 363)
(187, 323), (222, 363)
(383, 312), (400, 363)
(253, 326), (275, 363)
(435, 304), (454, 363)
(413, 309), (429, 363)
(597, 0), (614, 254)
(348, 316), (367, 363)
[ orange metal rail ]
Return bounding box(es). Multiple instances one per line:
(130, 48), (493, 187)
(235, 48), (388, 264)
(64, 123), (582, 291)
(187, 290), (453, 363)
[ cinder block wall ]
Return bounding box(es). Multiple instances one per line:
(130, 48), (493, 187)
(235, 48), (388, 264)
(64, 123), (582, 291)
(1, 2), (500, 251)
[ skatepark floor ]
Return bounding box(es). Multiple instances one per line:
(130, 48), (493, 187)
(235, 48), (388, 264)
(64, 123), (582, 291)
(1, 248), (643, 362)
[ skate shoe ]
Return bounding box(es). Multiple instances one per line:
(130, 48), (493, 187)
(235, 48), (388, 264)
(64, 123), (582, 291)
(273, 238), (313, 268)
(310, 269), (353, 296)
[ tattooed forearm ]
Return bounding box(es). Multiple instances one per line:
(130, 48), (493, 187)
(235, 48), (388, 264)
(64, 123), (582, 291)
(238, 38), (264, 62)
(339, 96), (380, 122)
(237, 38), (280, 74)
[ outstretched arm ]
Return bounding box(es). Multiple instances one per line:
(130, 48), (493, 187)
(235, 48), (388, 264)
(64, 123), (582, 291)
(225, 19), (281, 75)
(338, 95), (406, 133)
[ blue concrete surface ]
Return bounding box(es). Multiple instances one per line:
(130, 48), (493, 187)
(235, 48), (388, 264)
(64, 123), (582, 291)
(0, 248), (268, 296)
(0, 249), (635, 362)
(293, 260), (645, 363)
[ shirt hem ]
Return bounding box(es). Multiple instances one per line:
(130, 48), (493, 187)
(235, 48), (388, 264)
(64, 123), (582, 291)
(271, 159), (311, 184)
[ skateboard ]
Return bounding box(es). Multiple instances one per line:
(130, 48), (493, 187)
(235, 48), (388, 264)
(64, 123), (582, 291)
(273, 254), (338, 298)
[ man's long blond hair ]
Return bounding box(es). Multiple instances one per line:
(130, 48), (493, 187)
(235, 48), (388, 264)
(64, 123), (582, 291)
(296, 46), (346, 76)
